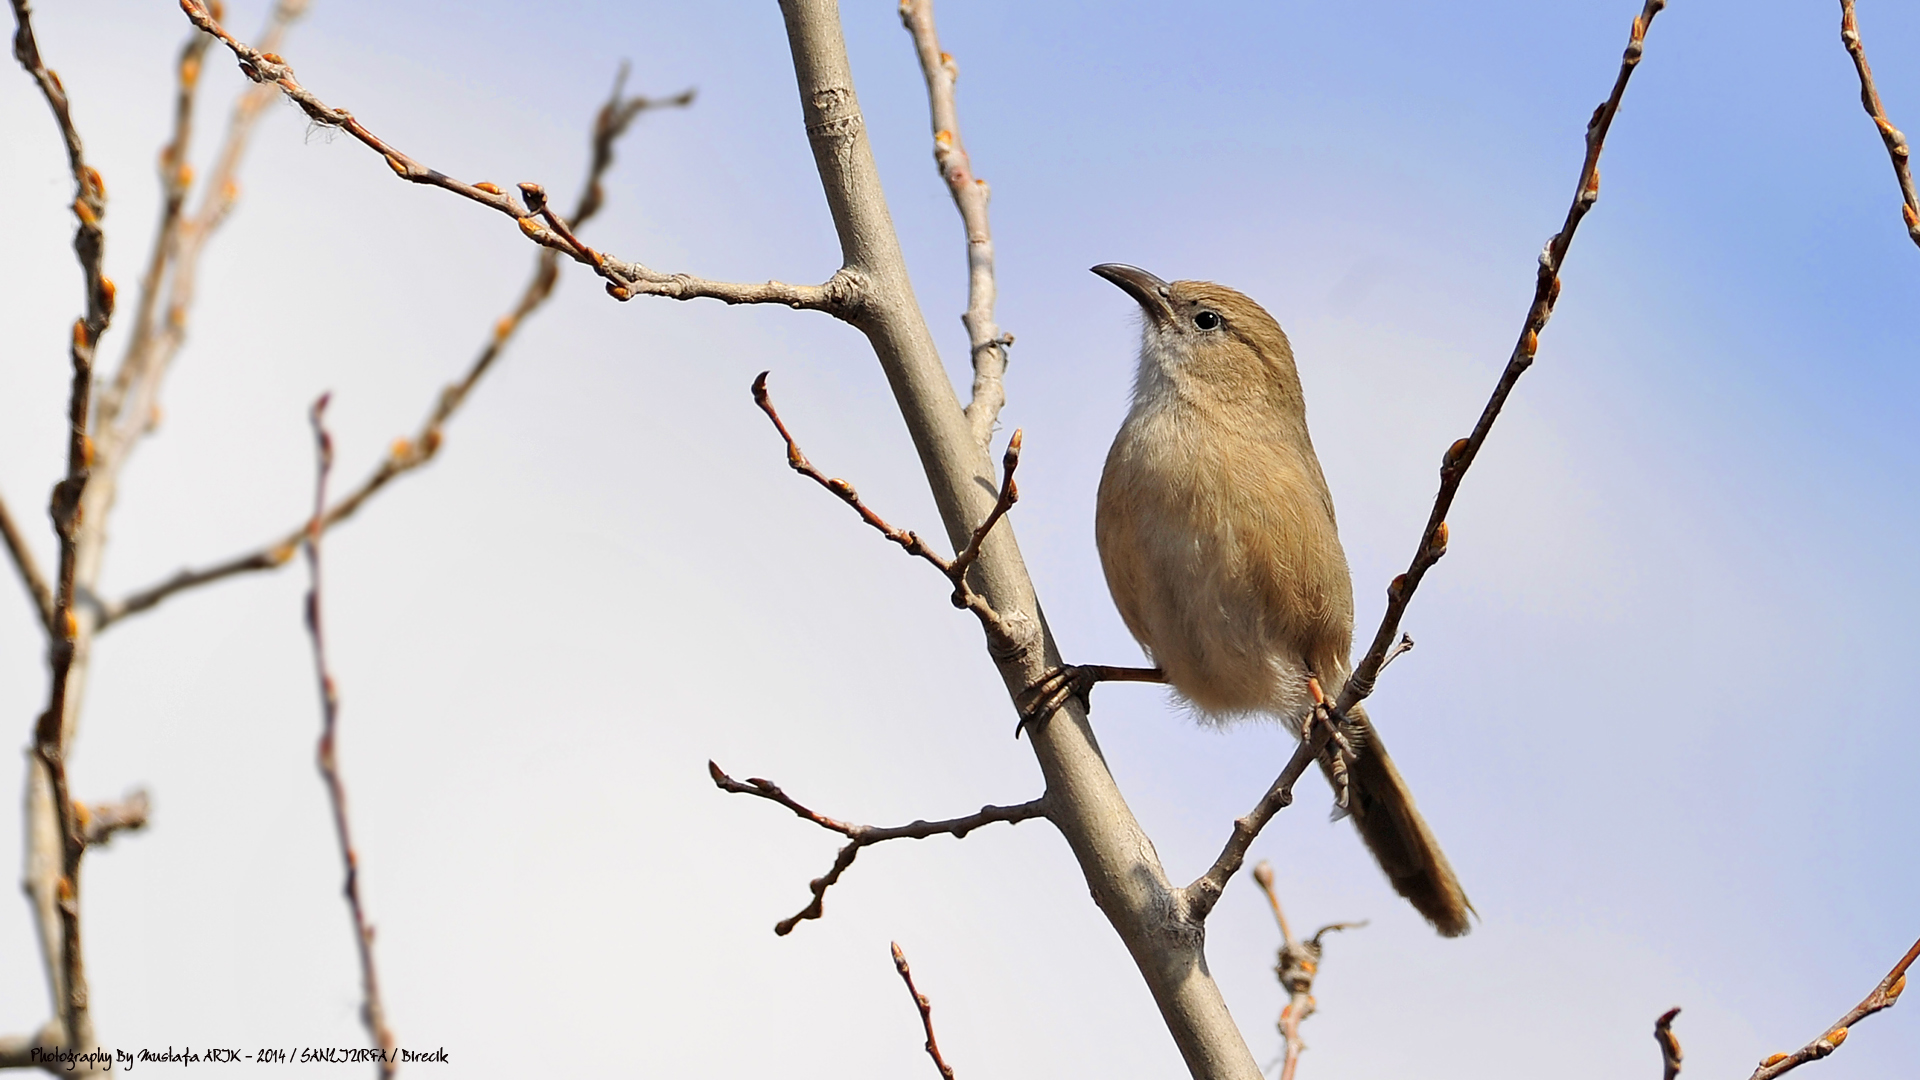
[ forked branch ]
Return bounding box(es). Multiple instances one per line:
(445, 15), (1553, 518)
(172, 1), (851, 315)
(709, 762), (1045, 936)
(97, 67), (687, 630)
(750, 372), (1024, 651)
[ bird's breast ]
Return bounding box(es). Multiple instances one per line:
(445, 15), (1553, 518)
(1095, 398), (1355, 724)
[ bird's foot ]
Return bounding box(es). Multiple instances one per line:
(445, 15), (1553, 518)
(1305, 676), (1357, 812)
(1014, 664), (1165, 738)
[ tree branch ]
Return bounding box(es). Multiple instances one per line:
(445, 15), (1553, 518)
(750, 372), (1024, 650)
(301, 397), (396, 1077)
(891, 942), (958, 1080)
(13, 0), (117, 1053)
(1250, 862), (1363, 1080)
(95, 66), (685, 631)
(97, 0), (307, 469)
(898, 0), (1011, 446)
(77, 791), (149, 850)
(1837, 0), (1920, 248)
(0, 489), (53, 632)
(709, 762), (1044, 937)
(1745, 935), (1917, 1080)
(1655, 1007), (1683, 1080)
(1335, 0), (1667, 721)
(172, 1), (843, 316)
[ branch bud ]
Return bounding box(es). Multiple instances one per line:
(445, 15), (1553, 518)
(517, 182), (547, 213)
(1826, 1027), (1847, 1047)
(1388, 574), (1407, 600)
(474, 182), (502, 195)
(1886, 973), (1907, 1005)
(1442, 438), (1470, 470)
(1762, 1053), (1788, 1067)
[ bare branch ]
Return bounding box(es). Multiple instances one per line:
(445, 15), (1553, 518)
(301, 396), (396, 1076)
(77, 791), (149, 850)
(97, 0), (308, 464)
(0, 1024), (61, 1071)
(1656, 1008), (1684, 1080)
(750, 372), (1024, 649)
(1745, 935), (1917, 1080)
(1336, 0), (1668, 720)
(891, 942), (958, 1080)
(0, 488), (53, 631)
(1182, 725), (1326, 921)
(1250, 862), (1364, 1080)
(171, 2), (841, 315)
(13, 0), (117, 1050)
(1838, 0), (1920, 248)
(1250, 861), (1296, 948)
(898, 0), (1011, 446)
(709, 762), (1045, 936)
(97, 68), (677, 630)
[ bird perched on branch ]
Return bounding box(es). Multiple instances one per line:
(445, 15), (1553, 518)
(1090, 263), (1472, 937)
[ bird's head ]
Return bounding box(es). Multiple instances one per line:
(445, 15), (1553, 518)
(1091, 263), (1302, 409)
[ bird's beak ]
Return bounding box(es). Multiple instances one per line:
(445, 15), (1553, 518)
(1091, 263), (1174, 326)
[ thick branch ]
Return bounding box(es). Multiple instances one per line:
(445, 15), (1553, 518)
(1746, 935), (1917, 1080)
(172, 2), (841, 315)
(1838, 1), (1920, 248)
(97, 69), (675, 631)
(709, 762), (1044, 936)
(0, 489), (53, 631)
(1336, 0), (1667, 719)
(301, 398), (396, 1076)
(898, 0), (1011, 446)
(891, 942), (958, 1080)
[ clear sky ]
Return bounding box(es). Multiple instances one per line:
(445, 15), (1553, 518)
(2, 1), (1916, 1077)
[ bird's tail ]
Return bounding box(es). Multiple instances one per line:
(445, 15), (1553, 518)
(1321, 704), (1474, 937)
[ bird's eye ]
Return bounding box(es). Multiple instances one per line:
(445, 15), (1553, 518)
(1193, 310), (1221, 331)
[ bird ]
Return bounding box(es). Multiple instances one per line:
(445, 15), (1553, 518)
(1089, 263), (1472, 938)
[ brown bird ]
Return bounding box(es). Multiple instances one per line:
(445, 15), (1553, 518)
(1091, 263), (1472, 937)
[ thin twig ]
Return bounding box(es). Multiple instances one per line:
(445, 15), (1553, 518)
(1838, 0), (1920, 248)
(898, 0), (1011, 446)
(709, 762), (1045, 936)
(78, 790), (150, 850)
(96, 68), (686, 630)
(750, 372), (1023, 649)
(1745, 935), (1917, 1080)
(1334, 0), (1667, 724)
(891, 943), (958, 1080)
(1183, 722), (1329, 920)
(0, 488), (53, 630)
(170, 2), (841, 315)
(1656, 1008), (1684, 1080)
(97, 0), (307, 467)
(1249, 861), (1363, 1080)
(14, 0), (116, 1051)
(302, 396), (396, 1076)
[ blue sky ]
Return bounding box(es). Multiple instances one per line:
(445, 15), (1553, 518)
(2, 1), (1916, 1076)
